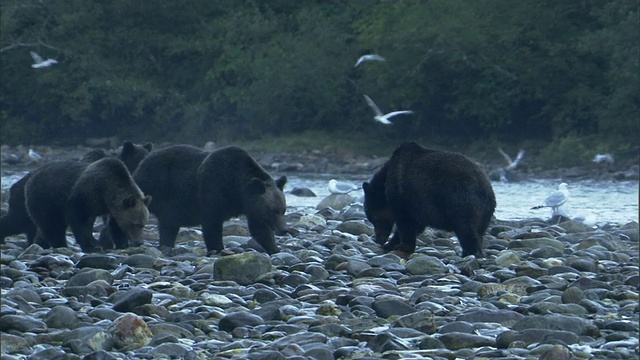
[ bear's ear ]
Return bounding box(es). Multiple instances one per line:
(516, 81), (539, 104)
(143, 195), (152, 206)
(247, 178), (266, 195)
(121, 141), (134, 155)
(143, 143), (153, 152)
(275, 175), (287, 191)
(121, 195), (136, 209)
(362, 182), (370, 193)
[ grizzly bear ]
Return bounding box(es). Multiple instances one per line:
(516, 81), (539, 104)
(0, 141), (151, 244)
(363, 142), (496, 257)
(104, 144), (287, 255)
(24, 157), (151, 252)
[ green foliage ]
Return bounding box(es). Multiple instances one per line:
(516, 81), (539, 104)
(0, 0), (637, 166)
(536, 135), (590, 169)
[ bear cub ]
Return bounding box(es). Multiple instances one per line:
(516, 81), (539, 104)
(363, 141), (496, 257)
(0, 141), (151, 244)
(104, 144), (287, 255)
(24, 157), (151, 252)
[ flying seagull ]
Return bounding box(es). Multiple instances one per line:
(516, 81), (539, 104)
(30, 51), (58, 68)
(363, 94), (413, 125)
(328, 179), (360, 194)
(354, 54), (385, 67)
(531, 182), (570, 213)
(592, 153), (614, 164)
(498, 148), (525, 170)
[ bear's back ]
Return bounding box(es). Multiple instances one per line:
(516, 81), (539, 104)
(390, 142), (491, 189)
(133, 144), (208, 218)
(198, 146), (269, 186)
(74, 157), (139, 196)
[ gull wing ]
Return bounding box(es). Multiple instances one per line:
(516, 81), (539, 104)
(544, 190), (567, 207)
(498, 148), (513, 165)
(512, 150), (525, 167)
(30, 51), (43, 64)
(354, 54), (385, 67)
(384, 110), (414, 119)
(363, 94), (383, 116)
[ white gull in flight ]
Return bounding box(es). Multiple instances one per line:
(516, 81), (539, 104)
(31, 51), (58, 68)
(363, 94), (413, 125)
(354, 54), (385, 67)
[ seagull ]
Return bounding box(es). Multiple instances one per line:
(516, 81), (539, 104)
(531, 183), (570, 213)
(28, 148), (43, 161)
(354, 54), (385, 67)
(328, 179), (360, 194)
(363, 94), (413, 125)
(30, 51), (58, 68)
(498, 148), (525, 170)
(592, 153), (614, 164)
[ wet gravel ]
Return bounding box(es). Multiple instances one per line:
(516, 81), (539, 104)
(1, 201), (638, 359)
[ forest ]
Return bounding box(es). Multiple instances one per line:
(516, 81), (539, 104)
(1, 0), (638, 168)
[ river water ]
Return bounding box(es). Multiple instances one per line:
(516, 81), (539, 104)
(2, 171), (638, 226)
(284, 174), (639, 226)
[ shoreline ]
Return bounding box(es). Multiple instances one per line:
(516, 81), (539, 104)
(2, 143), (639, 182)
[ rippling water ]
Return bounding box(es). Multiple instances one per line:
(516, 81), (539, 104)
(284, 174), (639, 225)
(2, 171), (638, 225)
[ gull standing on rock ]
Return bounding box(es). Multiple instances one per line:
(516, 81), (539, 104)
(28, 148), (43, 162)
(30, 51), (58, 68)
(531, 182), (570, 214)
(363, 94), (413, 125)
(354, 54), (385, 67)
(328, 179), (360, 194)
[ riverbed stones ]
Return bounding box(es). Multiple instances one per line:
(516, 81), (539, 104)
(0, 201), (638, 359)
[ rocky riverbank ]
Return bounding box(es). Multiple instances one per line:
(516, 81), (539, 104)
(1, 143), (639, 181)
(1, 201), (639, 359)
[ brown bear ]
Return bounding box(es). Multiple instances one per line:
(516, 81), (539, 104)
(0, 141), (152, 244)
(24, 157), (151, 252)
(104, 144), (287, 255)
(363, 142), (496, 257)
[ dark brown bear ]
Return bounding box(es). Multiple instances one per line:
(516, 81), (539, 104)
(363, 142), (496, 257)
(24, 157), (151, 252)
(0, 141), (152, 244)
(105, 144), (287, 254)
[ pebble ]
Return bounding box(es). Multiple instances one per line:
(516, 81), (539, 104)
(1, 194), (638, 359)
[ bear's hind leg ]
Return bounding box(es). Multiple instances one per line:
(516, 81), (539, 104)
(35, 217), (68, 249)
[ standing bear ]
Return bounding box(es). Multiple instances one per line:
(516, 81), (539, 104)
(103, 145), (287, 255)
(0, 141), (152, 244)
(24, 157), (151, 252)
(363, 142), (496, 257)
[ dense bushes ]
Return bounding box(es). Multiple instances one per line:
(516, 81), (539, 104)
(1, 1), (637, 167)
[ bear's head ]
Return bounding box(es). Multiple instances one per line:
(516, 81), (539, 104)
(112, 194), (152, 246)
(120, 141), (153, 173)
(244, 175), (288, 254)
(363, 181), (395, 245)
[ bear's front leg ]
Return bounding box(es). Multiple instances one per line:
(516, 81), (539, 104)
(68, 214), (101, 253)
(247, 218), (279, 255)
(158, 224), (180, 255)
(391, 219), (421, 254)
(99, 217), (129, 250)
(382, 231), (401, 252)
(202, 219), (224, 255)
